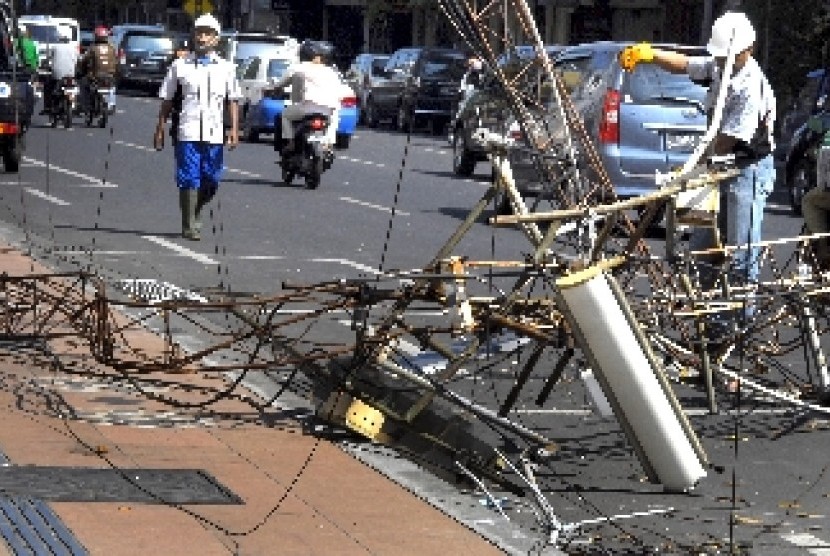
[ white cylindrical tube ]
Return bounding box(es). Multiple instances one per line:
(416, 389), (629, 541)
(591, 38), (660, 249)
(558, 268), (707, 492)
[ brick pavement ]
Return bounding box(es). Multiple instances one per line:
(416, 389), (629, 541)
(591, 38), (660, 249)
(0, 244), (504, 556)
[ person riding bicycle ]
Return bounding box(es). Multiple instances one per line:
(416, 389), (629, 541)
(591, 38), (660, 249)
(42, 26), (79, 115)
(270, 39), (341, 155)
(77, 26), (116, 115)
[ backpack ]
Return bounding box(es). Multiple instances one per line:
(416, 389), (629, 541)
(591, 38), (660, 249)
(88, 44), (116, 78)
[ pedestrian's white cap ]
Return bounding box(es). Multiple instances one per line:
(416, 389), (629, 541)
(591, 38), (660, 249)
(194, 13), (221, 34)
(707, 11), (756, 57)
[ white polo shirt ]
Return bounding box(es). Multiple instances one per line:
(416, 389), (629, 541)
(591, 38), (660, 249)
(687, 55), (776, 147)
(158, 52), (242, 145)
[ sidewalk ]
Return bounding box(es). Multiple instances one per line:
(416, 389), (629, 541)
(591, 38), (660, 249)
(0, 244), (504, 555)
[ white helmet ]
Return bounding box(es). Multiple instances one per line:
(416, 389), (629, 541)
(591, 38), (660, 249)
(706, 11), (756, 57)
(194, 13), (221, 34)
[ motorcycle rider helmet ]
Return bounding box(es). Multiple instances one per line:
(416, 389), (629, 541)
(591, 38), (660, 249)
(299, 40), (332, 63)
(93, 26), (109, 42)
(706, 11), (756, 57)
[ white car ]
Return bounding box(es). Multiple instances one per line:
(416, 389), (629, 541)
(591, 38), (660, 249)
(19, 15), (80, 69)
(237, 56), (294, 114)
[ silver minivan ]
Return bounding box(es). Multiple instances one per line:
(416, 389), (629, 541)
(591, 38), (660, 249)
(554, 42), (709, 198)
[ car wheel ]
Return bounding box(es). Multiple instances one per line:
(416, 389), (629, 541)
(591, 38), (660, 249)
(452, 131), (476, 176)
(335, 133), (350, 149)
(790, 158), (813, 216)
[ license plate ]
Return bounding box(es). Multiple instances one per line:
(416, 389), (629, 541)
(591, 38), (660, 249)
(666, 132), (701, 151)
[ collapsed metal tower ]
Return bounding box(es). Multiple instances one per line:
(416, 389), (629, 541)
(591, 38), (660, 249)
(2, 0), (830, 549)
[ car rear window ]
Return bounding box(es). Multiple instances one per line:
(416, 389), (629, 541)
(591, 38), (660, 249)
(28, 24), (60, 44)
(125, 35), (173, 52)
(237, 40), (293, 62)
(623, 64), (707, 105)
(371, 57), (389, 74)
(267, 59), (291, 80)
(420, 53), (466, 79)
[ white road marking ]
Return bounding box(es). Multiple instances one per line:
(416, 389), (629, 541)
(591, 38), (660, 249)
(0, 180), (30, 185)
(142, 235), (219, 265)
(766, 202), (791, 211)
(23, 156), (119, 187)
(23, 188), (70, 206)
(113, 139), (156, 153)
(310, 257), (380, 275)
(238, 255), (286, 260)
(226, 167), (264, 178)
(339, 155), (385, 168)
(781, 533), (830, 555)
(339, 196), (410, 216)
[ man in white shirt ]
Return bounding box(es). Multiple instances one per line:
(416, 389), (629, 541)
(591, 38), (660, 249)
(620, 11), (776, 354)
(271, 40), (341, 154)
(43, 27), (79, 115)
(153, 14), (240, 241)
(620, 12), (776, 288)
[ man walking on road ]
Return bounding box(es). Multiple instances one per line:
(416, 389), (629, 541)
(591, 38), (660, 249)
(153, 13), (240, 241)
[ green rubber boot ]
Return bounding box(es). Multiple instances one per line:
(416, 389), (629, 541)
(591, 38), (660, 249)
(179, 189), (200, 241)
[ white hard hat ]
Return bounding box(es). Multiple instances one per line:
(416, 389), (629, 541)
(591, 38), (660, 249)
(194, 13), (221, 34)
(706, 11), (756, 57)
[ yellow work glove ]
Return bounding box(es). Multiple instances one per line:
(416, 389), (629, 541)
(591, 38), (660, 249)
(619, 43), (654, 72)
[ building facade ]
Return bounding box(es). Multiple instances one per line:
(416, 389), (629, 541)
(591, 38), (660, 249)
(23, 0), (733, 64)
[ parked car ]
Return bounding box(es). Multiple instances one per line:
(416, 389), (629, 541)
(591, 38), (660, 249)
(237, 55), (294, 121)
(115, 29), (175, 93)
(19, 15), (80, 69)
(344, 53), (390, 121)
(110, 23), (165, 55)
(363, 47), (422, 128)
(219, 31), (299, 66)
(243, 72), (358, 148)
(778, 69), (830, 162)
(779, 69), (830, 213)
(397, 47), (467, 134)
(450, 44), (566, 178)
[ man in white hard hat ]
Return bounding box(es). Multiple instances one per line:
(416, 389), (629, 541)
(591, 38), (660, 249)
(153, 13), (241, 241)
(619, 12), (776, 291)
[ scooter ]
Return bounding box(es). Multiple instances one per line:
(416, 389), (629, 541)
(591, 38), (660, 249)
(276, 112), (335, 190)
(84, 76), (115, 128)
(49, 76), (78, 129)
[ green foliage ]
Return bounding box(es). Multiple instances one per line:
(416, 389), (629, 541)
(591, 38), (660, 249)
(742, 0), (830, 110)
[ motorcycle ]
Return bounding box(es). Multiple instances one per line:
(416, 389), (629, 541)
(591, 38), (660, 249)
(275, 109), (335, 190)
(84, 76), (115, 128)
(49, 75), (78, 129)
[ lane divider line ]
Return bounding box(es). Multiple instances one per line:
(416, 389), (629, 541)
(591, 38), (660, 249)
(142, 235), (219, 265)
(22, 156), (119, 188)
(23, 188), (70, 206)
(339, 196), (410, 216)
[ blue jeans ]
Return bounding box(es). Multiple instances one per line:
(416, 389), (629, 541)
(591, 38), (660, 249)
(691, 154), (775, 285)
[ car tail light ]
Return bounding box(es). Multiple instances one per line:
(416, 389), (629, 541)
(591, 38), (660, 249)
(341, 96), (357, 108)
(598, 89), (620, 144)
(118, 48), (125, 65)
(310, 118), (327, 131)
(0, 123), (19, 135)
(508, 123), (524, 142)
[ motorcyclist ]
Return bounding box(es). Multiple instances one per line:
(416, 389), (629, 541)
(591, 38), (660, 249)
(41, 26), (79, 115)
(270, 39), (341, 154)
(77, 26), (116, 115)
